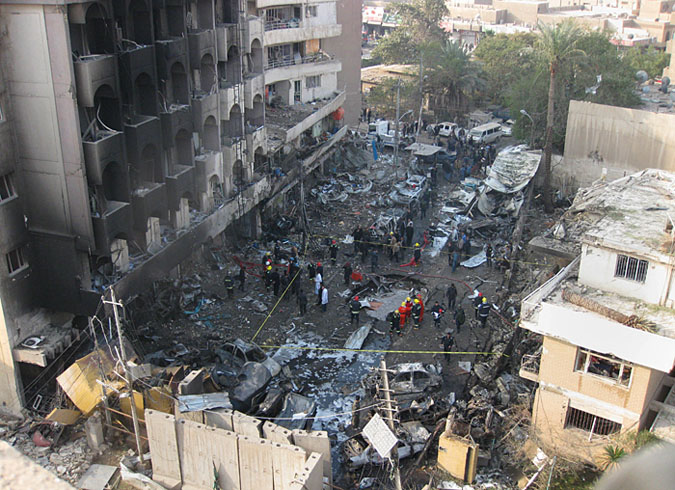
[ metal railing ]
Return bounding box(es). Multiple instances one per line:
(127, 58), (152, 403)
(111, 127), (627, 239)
(265, 52), (334, 70)
(264, 19), (302, 31)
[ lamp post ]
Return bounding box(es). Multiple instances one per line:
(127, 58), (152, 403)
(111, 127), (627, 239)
(520, 109), (535, 149)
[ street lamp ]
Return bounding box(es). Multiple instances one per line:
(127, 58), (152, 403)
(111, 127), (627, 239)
(398, 109), (413, 122)
(520, 109), (535, 149)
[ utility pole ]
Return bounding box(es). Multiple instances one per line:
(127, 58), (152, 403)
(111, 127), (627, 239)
(394, 79), (401, 168)
(104, 288), (144, 463)
(89, 318), (111, 427)
(415, 52), (424, 141)
(379, 360), (402, 490)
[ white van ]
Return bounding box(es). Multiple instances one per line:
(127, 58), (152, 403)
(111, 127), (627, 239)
(468, 122), (503, 144)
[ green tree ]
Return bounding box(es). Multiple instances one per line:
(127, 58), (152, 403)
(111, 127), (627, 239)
(425, 41), (486, 119)
(365, 77), (419, 120)
(536, 20), (586, 212)
(370, 0), (448, 65)
(622, 45), (671, 79)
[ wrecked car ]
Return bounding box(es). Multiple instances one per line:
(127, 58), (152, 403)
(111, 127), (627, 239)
(230, 361), (273, 412)
(274, 393), (317, 431)
(390, 175), (427, 205)
(365, 362), (442, 395)
(215, 338), (281, 376)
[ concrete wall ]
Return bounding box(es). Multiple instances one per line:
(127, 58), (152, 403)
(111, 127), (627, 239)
(559, 100), (675, 190)
(493, 1), (549, 24)
(323, 0), (362, 125)
(446, 6), (508, 23)
(579, 244), (672, 306)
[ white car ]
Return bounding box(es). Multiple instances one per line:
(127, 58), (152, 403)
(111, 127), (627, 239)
(501, 119), (514, 137)
(433, 122), (457, 137)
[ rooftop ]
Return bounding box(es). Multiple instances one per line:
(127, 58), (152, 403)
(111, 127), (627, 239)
(530, 169), (675, 261)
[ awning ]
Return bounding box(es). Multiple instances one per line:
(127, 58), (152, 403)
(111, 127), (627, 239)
(404, 142), (443, 157)
(484, 145), (542, 194)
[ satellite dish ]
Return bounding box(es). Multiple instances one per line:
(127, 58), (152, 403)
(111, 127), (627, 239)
(661, 76), (671, 94)
(636, 70), (648, 83)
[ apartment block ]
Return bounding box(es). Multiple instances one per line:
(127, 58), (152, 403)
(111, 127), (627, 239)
(519, 170), (675, 462)
(0, 0), (350, 414)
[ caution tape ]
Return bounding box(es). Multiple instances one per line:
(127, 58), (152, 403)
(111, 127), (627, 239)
(259, 344), (508, 357)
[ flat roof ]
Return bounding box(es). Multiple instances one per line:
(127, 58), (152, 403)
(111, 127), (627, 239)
(530, 169), (675, 262)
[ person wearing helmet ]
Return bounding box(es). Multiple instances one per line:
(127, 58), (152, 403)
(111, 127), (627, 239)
(350, 296), (362, 326)
(473, 291), (483, 320)
(413, 243), (422, 266)
(271, 267), (281, 296)
(411, 298), (423, 329)
(330, 240), (339, 265)
(316, 262), (324, 277)
(441, 329), (454, 363)
(431, 301), (445, 329)
(223, 272), (234, 299)
(389, 309), (402, 336)
(399, 301), (409, 329)
(314, 270), (323, 303)
(478, 296), (491, 328)
(264, 265), (273, 291)
(403, 297), (413, 326)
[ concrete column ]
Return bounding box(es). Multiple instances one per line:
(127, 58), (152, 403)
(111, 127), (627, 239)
(110, 238), (130, 273)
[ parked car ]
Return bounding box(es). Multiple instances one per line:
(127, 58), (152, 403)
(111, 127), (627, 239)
(215, 338), (281, 376)
(469, 122), (503, 144)
(432, 122), (457, 138)
(501, 119), (514, 137)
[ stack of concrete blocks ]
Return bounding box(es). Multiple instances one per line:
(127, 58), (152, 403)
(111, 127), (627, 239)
(292, 429), (332, 488)
(145, 409), (329, 490)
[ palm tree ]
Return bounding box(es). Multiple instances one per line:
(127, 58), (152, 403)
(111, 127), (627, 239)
(536, 20), (585, 212)
(426, 41), (485, 119)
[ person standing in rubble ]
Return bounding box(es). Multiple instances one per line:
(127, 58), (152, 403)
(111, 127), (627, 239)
(271, 268), (281, 296)
(320, 284), (329, 312)
(441, 329), (454, 363)
(478, 297), (491, 328)
(431, 301), (445, 329)
(420, 196), (428, 219)
(473, 291), (483, 320)
(350, 296), (362, 326)
(316, 262), (324, 278)
(403, 297), (413, 326)
(411, 298), (423, 330)
(391, 234), (400, 263)
(462, 233), (472, 260)
(314, 270), (323, 304)
(297, 289), (308, 315)
(454, 305), (465, 333)
(330, 240), (339, 266)
(398, 301), (409, 330)
(388, 309), (401, 336)
(352, 395), (361, 429)
(288, 258), (301, 295)
(413, 243), (422, 266)
(352, 225), (363, 255)
(447, 283), (457, 310)
(343, 261), (352, 285)
(264, 265), (273, 292)
(405, 219), (414, 248)
(274, 241), (281, 262)
(370, 248), (379, 273)
(238, 265), (246, 291)
(307, 262), (315, 281)
(224, 273), (235, 299)
(485, 243), (493, 268)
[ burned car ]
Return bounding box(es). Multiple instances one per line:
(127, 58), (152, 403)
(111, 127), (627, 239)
(229, 361), (273, 412)
(215, 338), (281, 377)
(365, 362), (442, 396)
(390, 175), (427, 205)
(274, 393), (317, 431)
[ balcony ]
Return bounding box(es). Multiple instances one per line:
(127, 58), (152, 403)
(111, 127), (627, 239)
(124, 115), (161, 164)
(166, 165), (196, 210)
(244, 73), (264, 109)
(131, 182), (167, 231)
(243, 16), (264, 51)
(92, 201), (132, 254)
(82, 131), (124, 186)
(216, 23), (238, 61)
(245, 125), (266, 153)
(219, 81), (243, 117)
(119, 45), (155, 77)
(194, 151), (222, 193)
(73, 54), (117, 107)
(160, 106), (193, 145)
(188, 28), (216, 68)
(264, 53), (341, 85)
(191, 91), (219, 128)
(264, 20), (340, 46)
(155, 37), (188, 78)
(519, 352), (541, 382)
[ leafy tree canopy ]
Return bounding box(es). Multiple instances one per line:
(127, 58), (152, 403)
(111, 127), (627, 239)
(621, 45), (671, 79)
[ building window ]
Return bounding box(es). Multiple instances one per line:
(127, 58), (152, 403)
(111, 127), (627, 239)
(0, 173), (16, 202)
(614, 254), (648, 283)
(6, 247), (28, 275)
(305, 75), (321, 89)
(575, 348), (632, 387)
(305, 6), (317, 17)
(0, 103), (4, 122)
(565, 406), (622, 436)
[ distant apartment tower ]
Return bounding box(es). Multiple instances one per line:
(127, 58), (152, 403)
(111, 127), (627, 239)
(519, 170), (675, 461)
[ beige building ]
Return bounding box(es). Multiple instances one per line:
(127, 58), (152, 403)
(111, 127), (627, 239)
(519, 169), (675, 462)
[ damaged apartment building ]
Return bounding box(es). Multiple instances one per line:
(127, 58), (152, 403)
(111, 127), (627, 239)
(0, 0), (354, 415)
(518, 169), (675, 461)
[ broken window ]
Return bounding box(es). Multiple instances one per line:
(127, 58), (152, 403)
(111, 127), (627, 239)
(565, 406), (621, 436)
(305, 75), (321, 89)
(305, 6), (317, 17)
(575, 348), (632, 387)
(6, 246), (27, 274)
(0, 173), (16, 202)
(614, 254), (648, 283)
